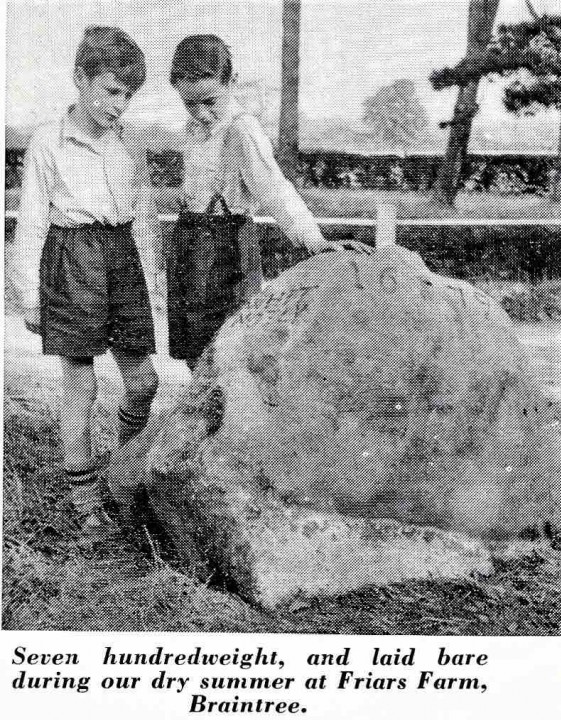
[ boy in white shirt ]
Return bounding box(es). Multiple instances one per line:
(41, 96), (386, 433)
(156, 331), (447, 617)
(171, 35), (329, 254)
(11, 26), (159, 542)
(166, 34), (333, 365)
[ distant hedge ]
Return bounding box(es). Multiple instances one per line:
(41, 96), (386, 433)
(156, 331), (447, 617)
(5, 147), (559, 194)
(299, 151), (558, 194)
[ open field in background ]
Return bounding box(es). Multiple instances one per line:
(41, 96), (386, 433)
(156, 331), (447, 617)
(300, 189), (561, 220)
(3, 311), (561, 633)
(5, 186), (561, 219)
(154, 188), (561, 219)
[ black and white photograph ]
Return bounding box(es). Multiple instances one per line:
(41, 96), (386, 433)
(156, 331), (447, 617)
(2, 0), (561, 661)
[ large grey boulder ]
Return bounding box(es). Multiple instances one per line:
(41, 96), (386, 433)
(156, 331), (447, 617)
(108, 246), (559, 609)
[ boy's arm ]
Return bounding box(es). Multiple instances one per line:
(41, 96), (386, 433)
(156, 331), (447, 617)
(11, 135), (52, 312)
(232, 116), (331, 253)
(131, 151), (164, 309)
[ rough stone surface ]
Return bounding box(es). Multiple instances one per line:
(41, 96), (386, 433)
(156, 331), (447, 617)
(107, 245), (560, 608)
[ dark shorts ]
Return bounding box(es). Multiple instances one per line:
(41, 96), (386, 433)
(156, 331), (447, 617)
(166, 210), (247, 366)
(39, 222), (156, 357)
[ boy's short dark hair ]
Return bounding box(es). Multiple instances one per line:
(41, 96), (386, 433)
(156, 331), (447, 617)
(75, 26), (146, 91)
(170, 35), (232, 86)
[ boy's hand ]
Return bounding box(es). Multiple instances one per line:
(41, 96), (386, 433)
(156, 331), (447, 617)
(302, 237), (341, 255)
(305, 238), (375, 255)
(24, 306), (41, 335)
(339, 240), (375, 255)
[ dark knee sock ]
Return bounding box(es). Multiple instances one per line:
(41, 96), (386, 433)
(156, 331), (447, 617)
(118, 406), (150, 447)
(65, 461), (102, 516)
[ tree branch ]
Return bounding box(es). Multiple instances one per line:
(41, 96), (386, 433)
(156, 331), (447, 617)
(525, 0), (540, 21)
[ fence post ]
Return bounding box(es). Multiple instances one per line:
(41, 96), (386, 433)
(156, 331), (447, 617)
(376, 204), (397, 247)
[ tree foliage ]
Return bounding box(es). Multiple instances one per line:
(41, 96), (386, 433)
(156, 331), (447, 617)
(429, 3), (561, 205)
(431, 14), (561, 111)
(363, 79), (428, 154)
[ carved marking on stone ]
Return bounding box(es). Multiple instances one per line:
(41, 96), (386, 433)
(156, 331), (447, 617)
(418, 276), (434, 301)
(473, 290), (492, 319)
(444, 284), (467, 335)
(446, 284), (467, 308)
(236, 285), (320, 328)
(379, 266), (398, 293)
(347, 258), (364, 289)
(292, 285), (321, 322)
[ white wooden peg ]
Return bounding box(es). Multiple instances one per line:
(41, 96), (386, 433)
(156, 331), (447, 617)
(376, 203), (397, 247)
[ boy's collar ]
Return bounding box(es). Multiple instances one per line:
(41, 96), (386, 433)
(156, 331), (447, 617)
(61, 105), (124, 147)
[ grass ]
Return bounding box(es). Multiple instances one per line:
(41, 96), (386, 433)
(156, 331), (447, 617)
(3, 381), (284, 633)
(479, 280), (561, 323)
(4, 371), (561, 634)
(298, 189), (561, 219)
(6, 186), (561, 219)
(157, 187), (559, 220)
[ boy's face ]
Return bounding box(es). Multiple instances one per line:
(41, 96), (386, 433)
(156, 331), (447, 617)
(74, 68), (134, 130)
(174, 77), (233, 130)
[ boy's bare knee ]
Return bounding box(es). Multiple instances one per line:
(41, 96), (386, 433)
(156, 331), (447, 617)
(69, 380), (97, 411)
(62, 359), (98, 406)
(125, 368), (159, 404)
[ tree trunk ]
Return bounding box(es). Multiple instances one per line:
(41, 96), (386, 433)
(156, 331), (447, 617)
(278, 0), (301, 185)
(432, 0), (500, 206)
(431, 83), (480, 205)
(552, 111), (561, 204)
